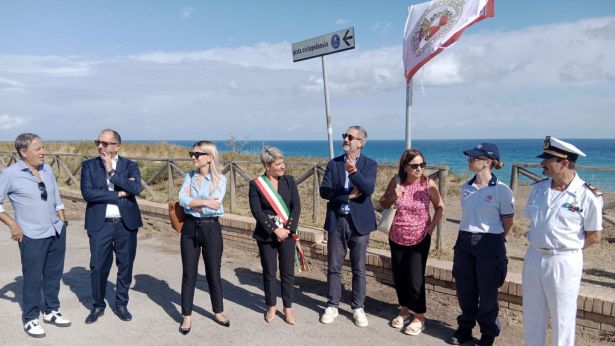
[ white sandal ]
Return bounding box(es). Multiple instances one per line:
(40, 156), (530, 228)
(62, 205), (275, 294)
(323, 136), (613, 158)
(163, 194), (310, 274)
(390, 315), (410, 329)
(403, 319), (426, 336)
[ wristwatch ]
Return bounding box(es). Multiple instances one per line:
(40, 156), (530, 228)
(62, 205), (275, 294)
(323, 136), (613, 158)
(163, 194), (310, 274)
(108, 169), (116, 176)
(63, 220), (69, 226)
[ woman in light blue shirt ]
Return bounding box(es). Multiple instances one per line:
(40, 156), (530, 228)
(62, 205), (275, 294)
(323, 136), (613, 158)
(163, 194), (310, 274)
(177, 140), (228, 334)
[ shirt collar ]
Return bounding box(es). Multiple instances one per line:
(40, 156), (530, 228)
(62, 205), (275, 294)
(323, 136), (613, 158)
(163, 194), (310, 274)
(467, 174), (498, 187)
(17, 160), (44, 173)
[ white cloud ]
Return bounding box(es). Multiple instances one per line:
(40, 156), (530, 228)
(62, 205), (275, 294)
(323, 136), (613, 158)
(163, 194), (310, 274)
(335, 18), (350, 25)
(0, 114), (25, 130)
(0, 17), (613, 140)
(181, 6), (195, 18)
(371, 21), (393, 34)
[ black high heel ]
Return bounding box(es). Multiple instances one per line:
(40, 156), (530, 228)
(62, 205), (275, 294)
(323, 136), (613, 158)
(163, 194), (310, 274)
(179, 323), (191, 335)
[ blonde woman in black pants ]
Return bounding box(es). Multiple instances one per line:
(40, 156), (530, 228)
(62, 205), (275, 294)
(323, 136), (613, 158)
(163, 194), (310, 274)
(249, 147), (301, 325)
(178, 141), (229, 335)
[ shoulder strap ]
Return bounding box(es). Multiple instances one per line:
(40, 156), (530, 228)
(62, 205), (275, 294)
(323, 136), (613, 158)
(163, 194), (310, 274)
(584, 182), (603, 197)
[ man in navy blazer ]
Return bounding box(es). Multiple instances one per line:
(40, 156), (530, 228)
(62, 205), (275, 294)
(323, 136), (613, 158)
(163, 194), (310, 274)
(80, 129), (143, 324)
(319, 125), (377, 327)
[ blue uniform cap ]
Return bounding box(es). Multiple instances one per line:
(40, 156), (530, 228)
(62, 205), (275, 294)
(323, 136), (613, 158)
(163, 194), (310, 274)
(463, 143), (500, 161)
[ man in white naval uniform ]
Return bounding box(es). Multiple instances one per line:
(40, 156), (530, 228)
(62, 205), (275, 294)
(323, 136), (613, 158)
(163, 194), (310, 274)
(522, 136), (603, 346)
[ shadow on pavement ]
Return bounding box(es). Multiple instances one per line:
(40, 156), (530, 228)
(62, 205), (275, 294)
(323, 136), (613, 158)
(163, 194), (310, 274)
(0, 276), (23, 310)
(63, 266), (125, 314)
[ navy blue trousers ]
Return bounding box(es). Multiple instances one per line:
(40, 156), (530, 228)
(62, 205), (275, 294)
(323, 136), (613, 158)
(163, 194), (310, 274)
(18, 227), (66, 323)
(453, 232), (507, 337)
(88, 220), (137, 309)
(327, 215), (370, 310)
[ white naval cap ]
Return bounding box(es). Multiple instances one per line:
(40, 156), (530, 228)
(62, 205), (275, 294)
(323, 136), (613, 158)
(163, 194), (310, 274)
(537, 136), (586, 161)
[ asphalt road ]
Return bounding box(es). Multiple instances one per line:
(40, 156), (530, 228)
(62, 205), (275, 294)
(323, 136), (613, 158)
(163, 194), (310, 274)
(0, 218), (454, 346)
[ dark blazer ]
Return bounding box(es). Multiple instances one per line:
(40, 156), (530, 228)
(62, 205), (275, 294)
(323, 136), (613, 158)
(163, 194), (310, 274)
(319, 154), (377, 235)
(80, 156), (143, 232)
(249, 175), (301, 243)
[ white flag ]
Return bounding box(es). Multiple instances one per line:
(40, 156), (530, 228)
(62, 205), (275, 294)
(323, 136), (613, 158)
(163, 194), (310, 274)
(403, 0), (494, 81)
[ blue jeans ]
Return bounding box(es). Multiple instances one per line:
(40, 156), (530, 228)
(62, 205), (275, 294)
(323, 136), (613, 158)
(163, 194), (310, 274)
(18, 227), (66, 323)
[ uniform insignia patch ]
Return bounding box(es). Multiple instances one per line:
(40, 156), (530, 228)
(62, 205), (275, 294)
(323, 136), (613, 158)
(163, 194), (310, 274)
(562, 202), (583, 213)
(584, 182), (603, 197)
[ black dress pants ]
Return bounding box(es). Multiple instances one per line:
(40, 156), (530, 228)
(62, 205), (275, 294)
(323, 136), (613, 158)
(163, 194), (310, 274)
(389, 234), (431, 314)
(257, 238), (296, 308)
(180, 217), (224, 315)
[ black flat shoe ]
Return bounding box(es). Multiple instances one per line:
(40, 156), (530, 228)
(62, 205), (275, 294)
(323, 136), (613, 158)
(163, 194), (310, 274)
(85, 307), (105, 324)
(115, 306), (132, 321)
(213, 317), (230, 327)
(179, 324), (191, 335)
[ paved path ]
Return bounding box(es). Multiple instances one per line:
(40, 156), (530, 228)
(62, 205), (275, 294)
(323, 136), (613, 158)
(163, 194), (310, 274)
(0, 219), (456, 345)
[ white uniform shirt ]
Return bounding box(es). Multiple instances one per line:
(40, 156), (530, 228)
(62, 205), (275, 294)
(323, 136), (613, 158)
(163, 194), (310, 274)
(524, 173), (603, 250)
(104, 156), (121, 218)
(459, 174), (515, 234)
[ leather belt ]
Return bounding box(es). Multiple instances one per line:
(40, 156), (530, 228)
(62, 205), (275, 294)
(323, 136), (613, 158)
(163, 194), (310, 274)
(104, 217), (122, 223)
(186, 215), (219, 222)
(536, 247), (580, 255)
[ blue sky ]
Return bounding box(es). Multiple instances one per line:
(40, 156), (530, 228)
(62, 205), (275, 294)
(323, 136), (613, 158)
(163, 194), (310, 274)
(1, 0), (614, 140)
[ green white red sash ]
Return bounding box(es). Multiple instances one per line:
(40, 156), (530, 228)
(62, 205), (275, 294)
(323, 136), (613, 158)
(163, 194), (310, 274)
(254, 175), (290, 224)
(254, 175), (308, 272)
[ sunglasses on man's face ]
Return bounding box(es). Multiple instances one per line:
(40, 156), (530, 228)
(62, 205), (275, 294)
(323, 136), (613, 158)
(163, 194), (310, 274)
(94, 140), (118, 147)
(38, 181), (48, 201)
(189, 151), (210, 159)
(407, 162), (427, 169)
(342, 133), (362, 142)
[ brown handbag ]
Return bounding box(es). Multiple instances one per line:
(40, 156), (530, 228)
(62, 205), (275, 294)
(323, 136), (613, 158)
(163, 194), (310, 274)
(168, 201), (185, 233)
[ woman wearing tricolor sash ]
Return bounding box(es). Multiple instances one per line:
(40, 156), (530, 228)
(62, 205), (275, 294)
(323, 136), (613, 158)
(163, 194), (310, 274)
(249, 147), (301, 325)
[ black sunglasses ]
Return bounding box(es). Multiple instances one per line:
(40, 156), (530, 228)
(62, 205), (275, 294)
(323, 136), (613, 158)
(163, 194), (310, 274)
(407, 162), (427, 169)
(38, 181), (48, 201)
(342, 133), (362, 141)
(94, 140), (118, 147)
(189, 151), (210, 159)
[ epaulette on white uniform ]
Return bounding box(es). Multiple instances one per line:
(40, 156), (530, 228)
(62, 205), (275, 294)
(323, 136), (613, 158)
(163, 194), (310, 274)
(584, 182), (603, 197)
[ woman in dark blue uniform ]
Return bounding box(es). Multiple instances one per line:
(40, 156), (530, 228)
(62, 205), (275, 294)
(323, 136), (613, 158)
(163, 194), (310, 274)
(448, 143), (514, 346)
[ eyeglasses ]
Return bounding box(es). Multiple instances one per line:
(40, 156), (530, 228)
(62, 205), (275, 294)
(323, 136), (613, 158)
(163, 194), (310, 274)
(407, 162), (427, 169)
(94, 140), (118, 147)
(38, 181), (48, 201)
(342, 133), (362, 141)
(189, 151), (210, 159)
(468, 156), (488, 163)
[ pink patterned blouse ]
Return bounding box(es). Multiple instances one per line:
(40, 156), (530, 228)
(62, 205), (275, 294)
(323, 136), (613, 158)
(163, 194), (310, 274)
(389, 178), (431, 246)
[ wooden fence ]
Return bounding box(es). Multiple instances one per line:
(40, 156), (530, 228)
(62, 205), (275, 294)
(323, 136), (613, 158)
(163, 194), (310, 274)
(2, 152), (612, 246)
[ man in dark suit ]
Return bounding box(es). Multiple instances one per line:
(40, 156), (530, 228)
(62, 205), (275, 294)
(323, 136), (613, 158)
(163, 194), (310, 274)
(80, 129), (143, 324)
(319, 125), (377, 327)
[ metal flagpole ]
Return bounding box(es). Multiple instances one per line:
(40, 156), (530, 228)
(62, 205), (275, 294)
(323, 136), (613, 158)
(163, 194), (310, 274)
(405, 79), (413, 149)
(321, 55), (334, 159)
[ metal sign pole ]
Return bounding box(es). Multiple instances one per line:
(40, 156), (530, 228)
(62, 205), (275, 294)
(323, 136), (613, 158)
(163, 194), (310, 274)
(322, 55), (334, 159)
(405, 79), (413, 149)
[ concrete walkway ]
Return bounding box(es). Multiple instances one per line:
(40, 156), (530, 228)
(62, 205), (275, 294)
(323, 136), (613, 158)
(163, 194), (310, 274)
(0, 219), (456, 346)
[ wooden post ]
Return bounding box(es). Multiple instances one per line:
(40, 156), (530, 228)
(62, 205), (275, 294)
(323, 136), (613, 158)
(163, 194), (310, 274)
(312, 165), (319, 224)
(510, 164), (519, 197)
(167, 160), (174, 201)
(437, 167), (448, 251)
(229, 162), (236, 212)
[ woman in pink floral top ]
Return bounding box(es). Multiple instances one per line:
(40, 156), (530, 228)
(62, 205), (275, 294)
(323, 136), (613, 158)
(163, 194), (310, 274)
(379, 149), (444, 336)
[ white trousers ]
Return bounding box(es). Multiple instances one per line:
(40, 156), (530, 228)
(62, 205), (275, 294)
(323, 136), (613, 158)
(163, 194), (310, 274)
(522, 247), (582, 346)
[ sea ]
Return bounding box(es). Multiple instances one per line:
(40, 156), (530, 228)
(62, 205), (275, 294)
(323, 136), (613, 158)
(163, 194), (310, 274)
(137, 139), (615, 192)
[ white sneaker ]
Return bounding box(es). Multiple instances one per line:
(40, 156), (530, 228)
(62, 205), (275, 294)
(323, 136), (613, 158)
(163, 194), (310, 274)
(43, 310), (71, 327)
(320, 307), (339, 324)
(24, 319), (45, 338)
(353, 308), (368, 327)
